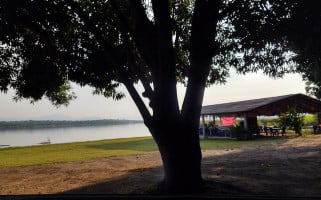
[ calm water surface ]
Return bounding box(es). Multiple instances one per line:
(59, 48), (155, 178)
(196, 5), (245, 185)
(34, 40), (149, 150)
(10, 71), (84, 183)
(0, 123), (150, 148)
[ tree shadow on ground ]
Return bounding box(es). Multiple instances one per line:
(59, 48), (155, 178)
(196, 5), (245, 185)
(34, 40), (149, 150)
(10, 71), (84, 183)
(59, 137), (321, 197)
(61, 167), (163, 194)
(201, 139), (321, 197)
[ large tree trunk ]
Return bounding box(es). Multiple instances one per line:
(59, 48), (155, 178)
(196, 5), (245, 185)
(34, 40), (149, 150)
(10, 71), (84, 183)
(149, 121), (203, 194)
(124, 0), (221, 194)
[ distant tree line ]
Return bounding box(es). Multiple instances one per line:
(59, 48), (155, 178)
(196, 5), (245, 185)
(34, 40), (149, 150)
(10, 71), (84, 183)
(0, 119), (142, 130)
(258, 114), (317, 128)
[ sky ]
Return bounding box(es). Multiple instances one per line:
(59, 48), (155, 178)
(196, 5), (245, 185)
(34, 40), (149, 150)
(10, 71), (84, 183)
(0, 71), (307, 121)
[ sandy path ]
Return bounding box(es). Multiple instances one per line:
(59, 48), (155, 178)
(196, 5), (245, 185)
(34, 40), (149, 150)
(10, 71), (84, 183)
(1, 136), (321, 196)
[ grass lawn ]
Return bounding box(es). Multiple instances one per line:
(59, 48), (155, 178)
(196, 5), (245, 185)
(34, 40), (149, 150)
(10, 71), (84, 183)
(0, 136), (286, 168)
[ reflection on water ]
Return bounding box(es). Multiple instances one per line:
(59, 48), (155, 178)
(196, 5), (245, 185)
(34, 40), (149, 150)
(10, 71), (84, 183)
(0, 123), (150, 148)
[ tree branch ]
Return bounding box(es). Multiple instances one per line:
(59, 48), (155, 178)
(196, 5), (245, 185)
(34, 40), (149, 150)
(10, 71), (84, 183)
(110, 0), (159, 108)
(182, 0), (221, 127)
(128, 0), (158, 71)
(65, 0), (154, 124)
(126, 52), (154, 100)
(121, 78), (153, 128)
(151, 0), (176, 76)
(109, 0), (154, 103)
(151, 0), (180, 118)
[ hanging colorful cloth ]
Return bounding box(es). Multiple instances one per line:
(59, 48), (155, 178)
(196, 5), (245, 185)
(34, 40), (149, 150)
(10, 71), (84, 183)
(221, 116), (236, 126)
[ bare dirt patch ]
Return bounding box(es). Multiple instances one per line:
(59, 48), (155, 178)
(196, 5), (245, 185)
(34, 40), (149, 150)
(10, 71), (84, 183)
(1, 136), (321, 196)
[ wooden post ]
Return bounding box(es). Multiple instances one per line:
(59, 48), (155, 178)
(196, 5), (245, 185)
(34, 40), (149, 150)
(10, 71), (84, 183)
(243, 115), (248, 130)
(200, 115), (207, 139)
(317, 112), (321, 134)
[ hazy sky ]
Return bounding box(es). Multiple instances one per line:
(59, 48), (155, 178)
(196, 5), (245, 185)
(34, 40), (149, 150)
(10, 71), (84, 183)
(0, 71), (306, 121)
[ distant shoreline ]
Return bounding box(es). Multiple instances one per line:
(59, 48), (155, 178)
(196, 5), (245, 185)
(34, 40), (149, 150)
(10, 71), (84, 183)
(0, 119), (143, 130)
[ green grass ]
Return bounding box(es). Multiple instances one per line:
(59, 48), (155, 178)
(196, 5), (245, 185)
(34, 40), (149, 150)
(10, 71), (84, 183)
(0, 136), (158, 168)
(0, 136), (286, 168)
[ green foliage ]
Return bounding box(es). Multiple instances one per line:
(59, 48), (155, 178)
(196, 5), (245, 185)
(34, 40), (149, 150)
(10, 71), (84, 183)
(303, 114), (317, 126)
(278, 107), (304, 135)
(259, 115), (317, 128)
(0, 0), (128, 104)
(46, 83), (77, 107)
(1, 0), (320, 106)
(258, 117), (280, 127)
(230, 124), (242, 139)
(230, 122), (249, 140)
(284, 1), (321, 99)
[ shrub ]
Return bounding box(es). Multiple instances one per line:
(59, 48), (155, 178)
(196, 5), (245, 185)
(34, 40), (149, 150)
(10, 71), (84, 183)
(279, 107), (304, 135)
(230, 122), (249, 140)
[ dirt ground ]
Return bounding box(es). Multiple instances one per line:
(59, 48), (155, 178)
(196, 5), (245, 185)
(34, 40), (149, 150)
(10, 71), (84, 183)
(1, 135), (321, 196)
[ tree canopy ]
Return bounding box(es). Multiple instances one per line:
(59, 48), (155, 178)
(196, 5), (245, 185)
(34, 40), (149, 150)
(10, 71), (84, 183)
(1, 0), (320, 106)
(287, 1), (321, 98)
(1, 0), (321, 193)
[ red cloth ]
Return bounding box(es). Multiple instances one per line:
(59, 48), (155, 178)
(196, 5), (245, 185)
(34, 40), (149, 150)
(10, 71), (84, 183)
(221, 116), (236, 126)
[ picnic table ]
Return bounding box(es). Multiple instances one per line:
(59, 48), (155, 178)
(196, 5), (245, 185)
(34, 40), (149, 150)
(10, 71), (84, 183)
(262, 126), (285, 136)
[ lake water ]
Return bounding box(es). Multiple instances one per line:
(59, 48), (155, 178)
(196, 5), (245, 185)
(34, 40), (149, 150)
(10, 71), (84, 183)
(0, 123), (151, 148)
